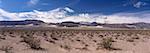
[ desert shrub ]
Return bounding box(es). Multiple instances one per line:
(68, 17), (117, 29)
(0, 45), (13, 53)
(132, 36), (139, 39)
(21, 35), (44, 50)
(0, 36), (5, 40)
(101, 38), (113, 50)
(100, 37), (120, 50)
(127, 39), (134, 42)
(60, 45), (71, 51)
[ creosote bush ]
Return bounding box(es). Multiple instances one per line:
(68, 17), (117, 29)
(100, 37), (120, 50)
(101, 38), (113, 50)
(21, 35), (44, 50)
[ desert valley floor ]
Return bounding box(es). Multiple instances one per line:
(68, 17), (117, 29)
(0, 27), (150, 53)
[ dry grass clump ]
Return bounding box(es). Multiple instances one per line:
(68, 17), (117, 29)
(0, 45), (13, 53)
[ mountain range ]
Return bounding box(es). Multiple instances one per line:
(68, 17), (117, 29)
(0, 20), (150, 29)
(0, 20), (45, 26)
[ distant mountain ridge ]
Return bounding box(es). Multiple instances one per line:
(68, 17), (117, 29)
(58, 21), (150, 29)
(0, 20), (150, 29)
(0, 20), (45, 25)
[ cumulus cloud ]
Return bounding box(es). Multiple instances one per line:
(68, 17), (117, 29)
(133, 2), (147, 8)
(27, 0), (39, 6)
(0, 7), (149, 24)
(0, 9), (23, 21)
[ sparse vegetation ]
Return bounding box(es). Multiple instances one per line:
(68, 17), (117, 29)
(0, 45), (13, 53)
(21, 35), (44, 50)
(0, 29), (149, 53)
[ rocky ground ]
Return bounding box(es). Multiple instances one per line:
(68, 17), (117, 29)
(0, 28), (150, 53)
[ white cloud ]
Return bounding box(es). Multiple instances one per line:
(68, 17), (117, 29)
(64, 7), (74, 12)
(0, 9), (23, 21)
(133, 2), (147, 8)
(27, 0), (39, 6)
(0, 7), (149, 24)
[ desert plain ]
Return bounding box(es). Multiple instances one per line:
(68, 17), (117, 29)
(0, 27), (150, 53)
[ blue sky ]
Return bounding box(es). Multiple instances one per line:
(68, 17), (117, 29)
(0, 0), (150, 14)
(0, 0), (149, 23)
(0, 0), (79, 12)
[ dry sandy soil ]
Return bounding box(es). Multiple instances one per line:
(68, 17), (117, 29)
(0, 27), (150, 53)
